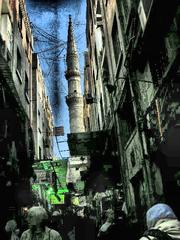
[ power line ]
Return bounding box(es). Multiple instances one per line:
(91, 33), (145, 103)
(35, 44), (66, 55)
(31, 23), (63, 43)
(55, 136), (63, 159)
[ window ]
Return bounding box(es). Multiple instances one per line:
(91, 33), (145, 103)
(26, 34), (30, 56)
(112, 15), (121, 64)
(130, 150), (136, 167)
(17, 48), (22, 77)
(93, 70), (97, 97)
(117, 0), (129, 33)
(138, 0), (147, 31)
(94, 45), (99, 70)
(100, 97), (104, 121)
(131, 170), (147, 222)
(98, 115), (100, 130)
(96, 1), (102, 24)
(39, 146), (42, 160)
(117, 1), (125, 32)
(18, 5), (23, 30)
(24, 73), (29, 98)
(118, 81), (136, 146)
(87, 117), (90, 130)
(149, 40), (169, 84)
(102, 53), (109, 83)
(141, 0), (153, 16)
(46, 128), (48, 137)
(122, 0), (129, 18)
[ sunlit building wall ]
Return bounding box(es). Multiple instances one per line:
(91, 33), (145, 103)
(32, 53), (53, 161)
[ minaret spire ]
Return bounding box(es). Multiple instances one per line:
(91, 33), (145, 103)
(66, 15), (80, 78)
(65, 15), (85, 133)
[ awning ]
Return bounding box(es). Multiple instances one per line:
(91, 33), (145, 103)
(67, 130), (109, 156)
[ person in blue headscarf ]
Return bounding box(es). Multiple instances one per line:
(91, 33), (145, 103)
(139, 203), (180, 240)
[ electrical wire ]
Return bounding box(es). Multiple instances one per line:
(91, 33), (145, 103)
(35, 44), (66, 55)
(49, 160), (62, 188)
(55, 136), (63, 159)
(31, 23), (63, 43)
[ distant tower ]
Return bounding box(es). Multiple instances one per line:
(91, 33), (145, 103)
(65, 15), (85, 133)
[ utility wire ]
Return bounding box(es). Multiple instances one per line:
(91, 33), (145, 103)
(49, 160), (62, 188)
(55, 136), (63, 159)
(31, 23), (63, 43)
(35, 44), (66, 54)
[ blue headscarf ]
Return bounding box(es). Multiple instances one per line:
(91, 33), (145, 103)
(146, 203), (177, 229)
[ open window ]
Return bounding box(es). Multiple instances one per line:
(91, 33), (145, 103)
(117, 81), (136, 147)
(112, 15), (121, 64)
(16, 47), (22, 82)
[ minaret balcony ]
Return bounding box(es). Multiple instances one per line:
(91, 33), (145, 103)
(66, 95), (83, 106)
(65, 70), (80, 79)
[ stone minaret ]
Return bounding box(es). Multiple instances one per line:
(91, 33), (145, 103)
(65, 15), (85, 133)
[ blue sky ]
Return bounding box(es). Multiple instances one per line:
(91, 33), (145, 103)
(26, 0), (87, 159)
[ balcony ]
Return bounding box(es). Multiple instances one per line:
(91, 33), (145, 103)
(145, 55), (180, 154)
(85, 93), (97, 104)
(66, 94), (83, 106)
(0, 36), (27, 120)
(67, 130), (109, 156)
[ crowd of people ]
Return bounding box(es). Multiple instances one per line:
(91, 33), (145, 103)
(4, 205), (97, 240)
(3, 203), (180, 240)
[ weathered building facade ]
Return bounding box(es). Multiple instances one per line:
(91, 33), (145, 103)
(85, 0), (180, 232)
(32, 53), (53, 161)
(0, 0), (53, 236)
(0, 1), (34, 230)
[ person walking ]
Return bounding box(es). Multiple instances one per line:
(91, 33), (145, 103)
(49, 210), (66, 240)
(75, 206), (97, 240)
(63, 207), (77, 240)
(97, 208), (131, 240)
(20, 206), (62, 240)
(140, 203), (180, 240)
(97, 209), (117, 240)
(5, 219), (20, 240)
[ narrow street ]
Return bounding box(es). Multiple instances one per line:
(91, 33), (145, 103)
(0, 0), (180, 239)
